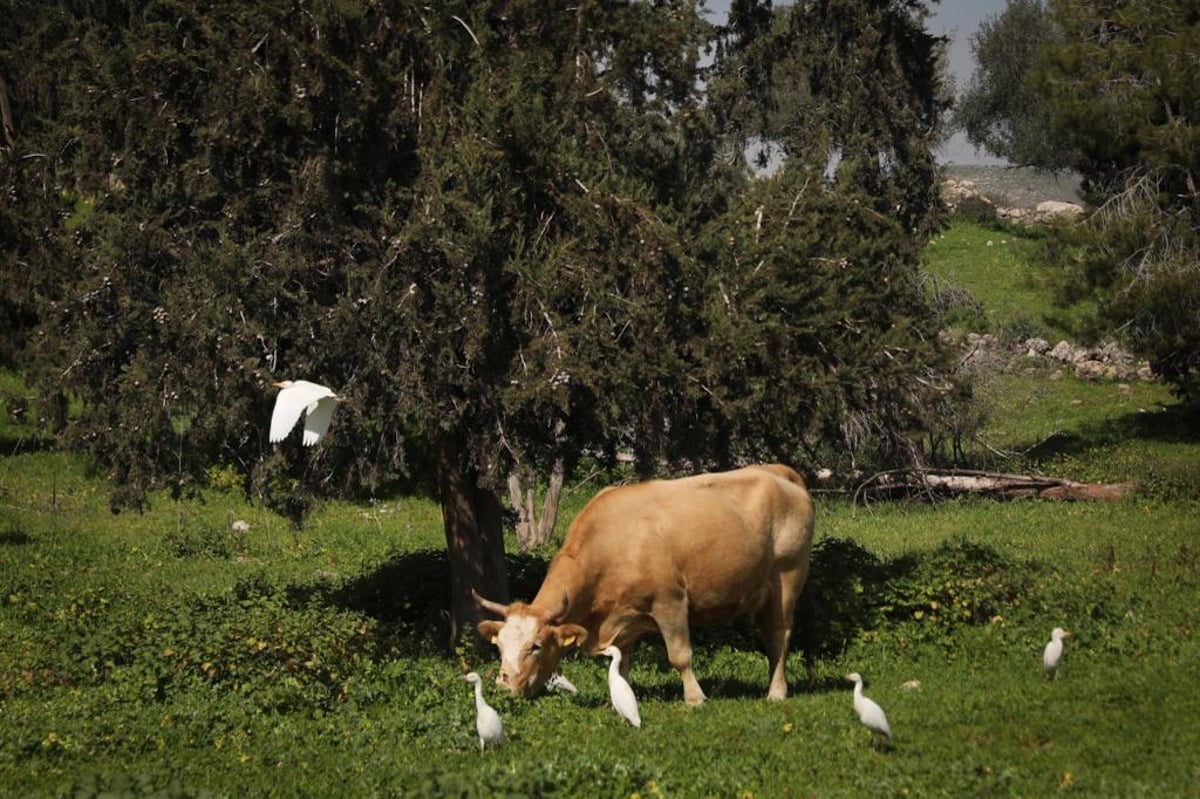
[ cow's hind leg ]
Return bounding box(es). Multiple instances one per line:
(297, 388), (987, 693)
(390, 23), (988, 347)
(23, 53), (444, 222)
(756, 566), (807, 701)
(651, 601), (706, 706)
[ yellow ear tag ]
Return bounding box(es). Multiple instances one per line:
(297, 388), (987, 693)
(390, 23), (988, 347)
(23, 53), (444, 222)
(491, 635), (498, 645)
(563, 635), (576, 647)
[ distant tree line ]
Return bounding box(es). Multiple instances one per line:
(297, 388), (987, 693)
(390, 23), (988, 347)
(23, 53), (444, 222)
(956, 0), (1200, 397)
(0, 0), (955, 640)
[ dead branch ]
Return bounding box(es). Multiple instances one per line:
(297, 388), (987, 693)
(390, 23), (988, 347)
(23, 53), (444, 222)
(853, 467), (1136, 506)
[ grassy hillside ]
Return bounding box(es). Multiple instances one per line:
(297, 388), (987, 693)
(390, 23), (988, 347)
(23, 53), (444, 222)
(2, 220), (1199, 797)
(922, 219), (1197, 498)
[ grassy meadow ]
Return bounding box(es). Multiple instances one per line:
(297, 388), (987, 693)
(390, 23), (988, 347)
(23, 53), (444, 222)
(3, 219), (1200, 797)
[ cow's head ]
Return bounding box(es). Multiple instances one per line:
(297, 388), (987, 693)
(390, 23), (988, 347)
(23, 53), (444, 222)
(473, 590), (588, 697)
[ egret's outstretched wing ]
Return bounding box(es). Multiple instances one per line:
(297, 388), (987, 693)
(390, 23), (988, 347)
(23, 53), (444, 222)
(302, 397), (337, 446)
(269, 380), (337, 444)
(270, 388), (308, 443)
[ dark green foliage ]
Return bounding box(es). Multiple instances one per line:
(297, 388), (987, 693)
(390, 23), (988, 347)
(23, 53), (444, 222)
(3, 1), (430, 510)
(1, 0), (957, 515)
(1037, 1), (1200, 202)
(712, 0), (951, 236)
(697, 0), (957, 471)
(877, 538), (1038, 630)
(693, 176), (951, 471)
(162, 523), (241, 560)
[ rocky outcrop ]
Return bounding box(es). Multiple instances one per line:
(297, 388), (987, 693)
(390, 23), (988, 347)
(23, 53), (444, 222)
(942, 178), (1084, 225)
(952, 332), (1155, 382)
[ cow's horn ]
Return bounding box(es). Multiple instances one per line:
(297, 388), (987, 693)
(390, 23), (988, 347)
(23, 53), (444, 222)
(471, 588), (509, 618)
(547, 592), (569, 623)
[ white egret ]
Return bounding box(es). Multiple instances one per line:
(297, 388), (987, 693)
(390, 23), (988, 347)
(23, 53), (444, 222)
(547, 672), (579, 695)
(462, 672), (505, 751)
(1043, 627), (1071, 680)
(845, 672), (892, 749)
(601, 645), (641, 727)
(269, 379), (340, 446)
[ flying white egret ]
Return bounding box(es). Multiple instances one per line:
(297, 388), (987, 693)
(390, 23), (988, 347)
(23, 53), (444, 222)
(462, 672), (505, 751)
(844, 672), (892, 749)
(547, 672), (579, 695)
(601, 645), (641, 727)
(1043, 627), (1071, 680)
(268, 379), (340, 446)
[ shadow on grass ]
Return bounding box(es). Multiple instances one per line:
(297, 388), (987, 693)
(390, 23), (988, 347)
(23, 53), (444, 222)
(285, 536), (1036, 668)
(635, 676), (767, 704)
(0, 433), (57, 456)
(285, 548), (551, 654)
(1025, 400), (1200, 461)
(1016, 400), (1200, 499)
(0, 527), (33, 545)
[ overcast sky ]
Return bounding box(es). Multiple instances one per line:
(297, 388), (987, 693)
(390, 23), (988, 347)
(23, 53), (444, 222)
(926, 1), (1009, 164)
(703, 0), (1010, 165)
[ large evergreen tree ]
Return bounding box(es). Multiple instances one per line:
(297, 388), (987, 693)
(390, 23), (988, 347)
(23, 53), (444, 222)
(699, 0), (955, 469)
(1, 0), (721, 641)
(2, 0), (956, 641)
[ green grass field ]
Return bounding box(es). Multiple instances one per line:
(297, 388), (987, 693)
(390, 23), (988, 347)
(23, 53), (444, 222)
(2, 219), (1199, 797)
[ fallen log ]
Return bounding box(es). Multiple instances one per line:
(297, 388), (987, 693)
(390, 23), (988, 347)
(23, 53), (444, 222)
(853, 468), (1136, 505)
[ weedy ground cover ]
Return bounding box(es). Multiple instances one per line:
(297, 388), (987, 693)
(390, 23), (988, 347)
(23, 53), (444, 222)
(2, 219), (1199, 796)
(3, 457), (1198, 797)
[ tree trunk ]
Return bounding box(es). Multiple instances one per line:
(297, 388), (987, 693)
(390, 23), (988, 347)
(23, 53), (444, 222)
(509, 457), (564, 550)
(538, 458), (564, 542)
(436, 435), (510, 649)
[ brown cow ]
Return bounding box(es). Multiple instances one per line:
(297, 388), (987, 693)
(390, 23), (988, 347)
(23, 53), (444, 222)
(475, 464), (815, 705)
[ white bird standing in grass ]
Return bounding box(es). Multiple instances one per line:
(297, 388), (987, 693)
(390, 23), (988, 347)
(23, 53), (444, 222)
(1043, 627), (1071, 680)
(462, 672), (505, 751)
(269, 379), (340, 446)
(845, 672), (892, 749)
(601, 645), (641, 727)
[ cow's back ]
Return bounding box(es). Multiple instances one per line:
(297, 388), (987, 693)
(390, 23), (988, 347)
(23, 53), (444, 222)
(556, 465), (813, 619)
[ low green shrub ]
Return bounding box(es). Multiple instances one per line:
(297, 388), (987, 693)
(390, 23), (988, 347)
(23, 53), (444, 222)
(162, 524), (241, 559)
(806, 536), (1049, 655)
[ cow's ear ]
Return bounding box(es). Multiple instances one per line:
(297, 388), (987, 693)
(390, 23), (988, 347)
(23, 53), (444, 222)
(554, 624), (588, 650)
(478, 620), (503, 644)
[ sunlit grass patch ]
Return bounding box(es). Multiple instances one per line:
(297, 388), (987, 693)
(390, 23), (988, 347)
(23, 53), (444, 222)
(924, 220), (1067, 337)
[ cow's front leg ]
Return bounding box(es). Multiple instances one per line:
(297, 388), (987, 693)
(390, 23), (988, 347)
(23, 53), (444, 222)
(653, 604), (706, 705)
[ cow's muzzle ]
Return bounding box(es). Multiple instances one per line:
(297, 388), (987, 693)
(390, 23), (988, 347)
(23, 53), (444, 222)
(496, 668), (544, 698)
